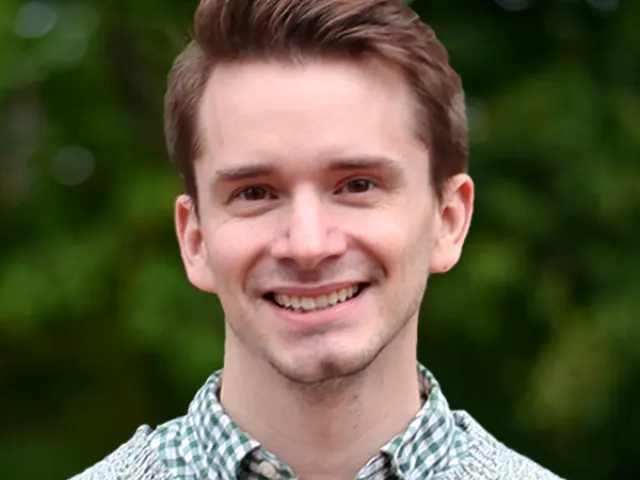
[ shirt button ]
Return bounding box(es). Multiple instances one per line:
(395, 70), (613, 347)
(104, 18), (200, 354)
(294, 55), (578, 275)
(257, 460), (278, 479)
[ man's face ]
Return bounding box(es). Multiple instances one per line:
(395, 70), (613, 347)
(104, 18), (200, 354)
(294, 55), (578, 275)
(176, 58), (472, 384)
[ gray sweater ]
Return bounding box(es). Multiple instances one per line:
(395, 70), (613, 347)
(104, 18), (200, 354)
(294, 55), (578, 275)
(70, 411), (564, 480)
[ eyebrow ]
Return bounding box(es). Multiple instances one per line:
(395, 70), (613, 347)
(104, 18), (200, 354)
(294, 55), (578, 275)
(326, 156), (402, 174)
(210, 164), (277, 185)
(209, 155), (403, 187)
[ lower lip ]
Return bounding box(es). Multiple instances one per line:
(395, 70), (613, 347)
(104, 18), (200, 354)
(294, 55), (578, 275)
(267, 288), (367, 327)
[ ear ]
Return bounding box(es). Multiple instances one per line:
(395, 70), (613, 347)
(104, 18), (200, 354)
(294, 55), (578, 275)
(175, 194), (216, 293)
(429, 174), (474, 274)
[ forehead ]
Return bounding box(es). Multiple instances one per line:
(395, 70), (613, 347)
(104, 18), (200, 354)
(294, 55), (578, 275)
(196, 58), (425, 175)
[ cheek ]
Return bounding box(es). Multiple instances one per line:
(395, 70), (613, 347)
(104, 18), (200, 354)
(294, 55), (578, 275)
(204, 221), (266, 293)
(349, 208), (434, 272)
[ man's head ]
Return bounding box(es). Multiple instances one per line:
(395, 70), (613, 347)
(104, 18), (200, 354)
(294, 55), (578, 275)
(170, 0), (474, 385)
(166, 0), (469, 205)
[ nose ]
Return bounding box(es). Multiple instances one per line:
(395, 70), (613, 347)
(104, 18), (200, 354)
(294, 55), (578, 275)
(270, 187), (347, 269)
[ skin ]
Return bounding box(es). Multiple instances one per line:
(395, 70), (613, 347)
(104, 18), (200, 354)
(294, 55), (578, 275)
(175, 58), (474, 479)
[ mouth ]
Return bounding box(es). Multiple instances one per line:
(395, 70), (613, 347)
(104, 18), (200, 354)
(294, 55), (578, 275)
(264, 284), (369, 313)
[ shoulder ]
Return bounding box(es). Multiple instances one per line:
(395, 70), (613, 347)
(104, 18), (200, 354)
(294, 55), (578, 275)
(441, 411), (565, 480)
(68, 425), (176, 480)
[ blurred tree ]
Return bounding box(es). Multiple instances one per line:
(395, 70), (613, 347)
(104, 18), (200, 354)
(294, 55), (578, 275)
(0, 0), (638, 478)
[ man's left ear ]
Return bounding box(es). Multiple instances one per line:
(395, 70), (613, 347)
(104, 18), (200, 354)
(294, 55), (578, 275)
(429, 173), (474, 274)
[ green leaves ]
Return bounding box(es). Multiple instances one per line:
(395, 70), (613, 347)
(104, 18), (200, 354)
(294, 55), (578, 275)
(1, 0), (639, 478)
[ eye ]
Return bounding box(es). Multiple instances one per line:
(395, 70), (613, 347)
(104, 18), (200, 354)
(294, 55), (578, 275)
(339, 178), (376, 194)
(235, 186), (274, 201)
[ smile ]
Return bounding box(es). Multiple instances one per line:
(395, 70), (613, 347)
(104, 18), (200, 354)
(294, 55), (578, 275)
(267, 284), (365, 313)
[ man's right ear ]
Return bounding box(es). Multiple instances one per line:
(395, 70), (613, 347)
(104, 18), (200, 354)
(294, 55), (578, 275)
(174, 194), (216, 293)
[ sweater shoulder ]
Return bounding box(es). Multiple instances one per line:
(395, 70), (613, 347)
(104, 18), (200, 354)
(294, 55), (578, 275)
(69, 425), (175, 480)
(438, 411), (564, 480)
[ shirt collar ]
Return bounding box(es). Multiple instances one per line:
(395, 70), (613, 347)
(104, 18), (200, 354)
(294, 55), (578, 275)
(181, 363), (458, 479)
(182, 370), (259, 479)
(380, 364), (459, 478)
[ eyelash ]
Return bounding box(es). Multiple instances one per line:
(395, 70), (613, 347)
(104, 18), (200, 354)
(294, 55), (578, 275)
(233, 186), (275, 202)
(335, 177), (377, 194)
(230, 177), (378, 203)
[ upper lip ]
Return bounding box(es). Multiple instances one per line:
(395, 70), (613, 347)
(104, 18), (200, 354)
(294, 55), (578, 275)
(263, 282), (367, 297)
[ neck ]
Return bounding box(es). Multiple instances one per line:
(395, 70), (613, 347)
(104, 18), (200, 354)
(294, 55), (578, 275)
(220, 319), (422, 480)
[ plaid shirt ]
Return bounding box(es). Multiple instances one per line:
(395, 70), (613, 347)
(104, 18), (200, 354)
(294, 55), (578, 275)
(148, 364), (469, 479)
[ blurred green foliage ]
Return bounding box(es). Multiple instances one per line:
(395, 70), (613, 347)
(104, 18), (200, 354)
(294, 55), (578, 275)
(1, 0), (639, 478)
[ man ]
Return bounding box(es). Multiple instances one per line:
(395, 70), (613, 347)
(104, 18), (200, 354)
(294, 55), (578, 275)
(72, 0), (563, 478)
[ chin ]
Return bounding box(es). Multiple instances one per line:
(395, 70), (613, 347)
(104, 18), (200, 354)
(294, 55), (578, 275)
(270, 346), (381, 386)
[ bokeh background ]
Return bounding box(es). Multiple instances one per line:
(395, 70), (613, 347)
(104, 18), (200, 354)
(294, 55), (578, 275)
(1, 0), (639, 478)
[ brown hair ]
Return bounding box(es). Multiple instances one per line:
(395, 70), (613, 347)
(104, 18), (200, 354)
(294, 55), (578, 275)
(164, 0), (468, 204)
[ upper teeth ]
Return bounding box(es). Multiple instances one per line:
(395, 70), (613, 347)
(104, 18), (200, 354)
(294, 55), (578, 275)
(274, 285), (360, 312)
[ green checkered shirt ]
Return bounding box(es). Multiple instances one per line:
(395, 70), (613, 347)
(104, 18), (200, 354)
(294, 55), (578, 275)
(148, 364), (468, 479)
